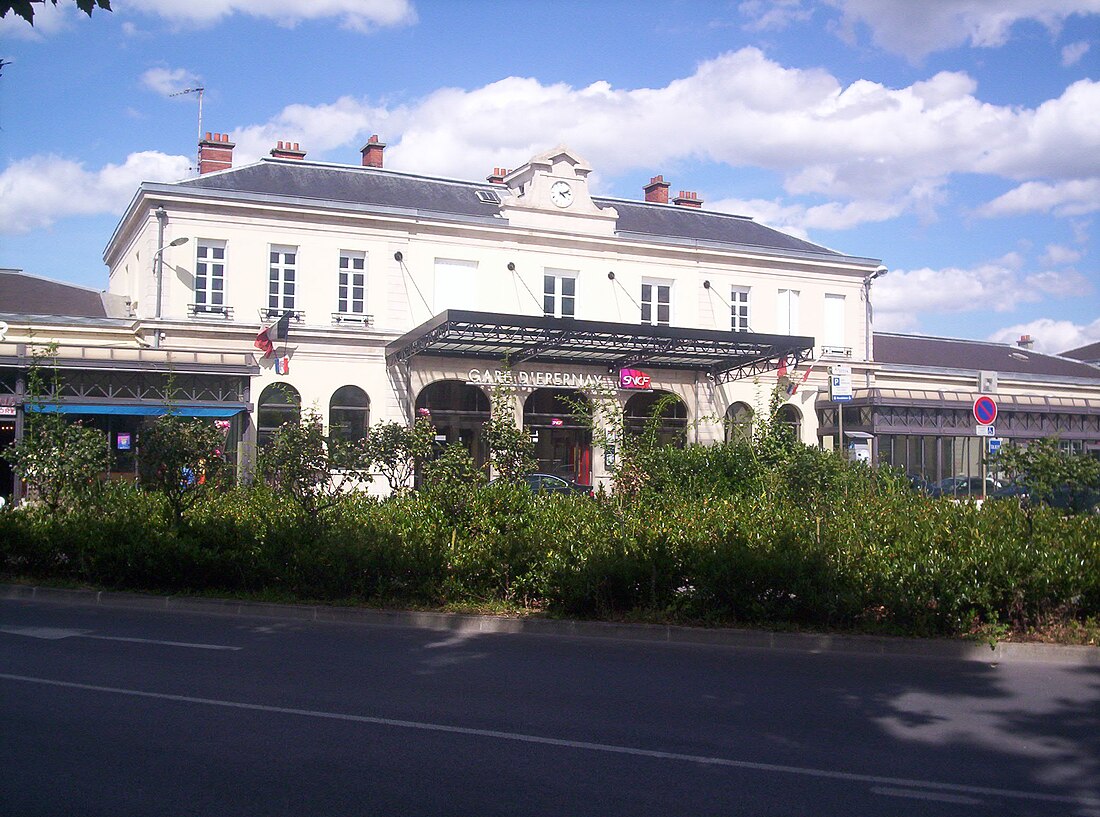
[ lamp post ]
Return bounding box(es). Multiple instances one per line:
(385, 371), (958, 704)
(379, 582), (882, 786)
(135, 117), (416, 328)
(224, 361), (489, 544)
(863, 265), (887, 387)
(152, 227), (189, 348)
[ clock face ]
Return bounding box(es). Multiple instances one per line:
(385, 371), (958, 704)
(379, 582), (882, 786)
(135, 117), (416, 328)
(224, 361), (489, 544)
(549, 180), (574, 208)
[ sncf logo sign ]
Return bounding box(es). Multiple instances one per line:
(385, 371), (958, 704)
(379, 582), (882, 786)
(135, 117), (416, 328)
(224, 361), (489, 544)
(619, 368), (652, 390)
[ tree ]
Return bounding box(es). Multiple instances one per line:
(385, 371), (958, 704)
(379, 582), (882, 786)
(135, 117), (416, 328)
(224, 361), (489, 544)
(2, 343), (109, 510)
(366, 412), (435, 495)
(482, 384), (536, 483)
(994, 437), (1100, 511)
(1, 0), (111, 25)
(138, 414), (230, 525)
(258, 408), (373, 517)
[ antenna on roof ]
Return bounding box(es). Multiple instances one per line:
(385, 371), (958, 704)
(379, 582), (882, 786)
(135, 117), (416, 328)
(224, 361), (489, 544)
(170, 86), (205, 170)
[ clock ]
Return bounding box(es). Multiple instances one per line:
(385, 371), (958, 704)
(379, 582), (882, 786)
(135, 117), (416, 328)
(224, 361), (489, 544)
(549, 180), (574, 208)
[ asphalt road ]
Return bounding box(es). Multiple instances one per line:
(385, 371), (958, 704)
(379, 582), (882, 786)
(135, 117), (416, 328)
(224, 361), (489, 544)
(1, 598), (1098, 816)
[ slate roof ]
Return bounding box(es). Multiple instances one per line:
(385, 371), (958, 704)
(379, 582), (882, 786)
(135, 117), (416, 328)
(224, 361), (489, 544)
(178, 160), (865, 261)
(0, 269), (110, 319)
(874, 333), (1100, 379)
(1063, 341), (1100, 364)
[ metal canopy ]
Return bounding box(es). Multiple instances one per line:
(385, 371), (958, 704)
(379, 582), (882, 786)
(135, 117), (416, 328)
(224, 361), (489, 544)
(386, 310), (815, 384)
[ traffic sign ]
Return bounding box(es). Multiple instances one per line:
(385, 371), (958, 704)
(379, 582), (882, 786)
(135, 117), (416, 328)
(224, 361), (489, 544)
(973, 395), (998, 425)
(975, 425), (996, 437)
(988, 437), (1002, 453)
(830, 365), (853, 402)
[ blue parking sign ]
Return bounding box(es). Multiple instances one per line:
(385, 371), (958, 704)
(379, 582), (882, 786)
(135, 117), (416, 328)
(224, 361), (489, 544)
(988, 438), (1002, 453)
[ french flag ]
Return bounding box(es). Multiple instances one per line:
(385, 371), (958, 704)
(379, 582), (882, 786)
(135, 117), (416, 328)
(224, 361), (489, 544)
(254, 312), (291, 359)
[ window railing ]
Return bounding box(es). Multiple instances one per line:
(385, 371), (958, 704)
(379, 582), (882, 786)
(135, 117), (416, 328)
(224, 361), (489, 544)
(188, 303), (233, 319)
(262, 308), (305, 322)
(331, 312), (374, 327)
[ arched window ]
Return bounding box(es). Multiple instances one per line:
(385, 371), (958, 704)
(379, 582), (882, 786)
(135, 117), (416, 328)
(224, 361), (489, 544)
(329, 385), (370, 442)
(776, 404), (802, 442)
(524, 389), (592, 483)
(257, 383), (301, 448)
(625, 390), (688, 448)
(415, 380), (491, 468)
(725, 402), (754, 443)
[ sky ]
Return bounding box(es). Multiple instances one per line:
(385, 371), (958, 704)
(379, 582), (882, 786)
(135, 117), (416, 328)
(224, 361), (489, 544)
(1, 0), (1098, 355)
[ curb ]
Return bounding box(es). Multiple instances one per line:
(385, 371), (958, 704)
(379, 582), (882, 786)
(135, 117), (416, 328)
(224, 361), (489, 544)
(3, 583), (1098, 666)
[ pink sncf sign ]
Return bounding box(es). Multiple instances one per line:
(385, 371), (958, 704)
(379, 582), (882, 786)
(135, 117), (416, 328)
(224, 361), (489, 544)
(619, 368), (652, 390)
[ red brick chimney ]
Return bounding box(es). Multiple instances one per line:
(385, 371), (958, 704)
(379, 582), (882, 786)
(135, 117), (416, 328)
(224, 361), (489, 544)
(486, 167), (508, 185)
(673, 190), (703, 208)
(643, 175), (670, 204)
(270, 141), (306, 160)
(1017, 334), (1035, 350)
(360, 134), (385, 168)
(198, 132), (234, 175)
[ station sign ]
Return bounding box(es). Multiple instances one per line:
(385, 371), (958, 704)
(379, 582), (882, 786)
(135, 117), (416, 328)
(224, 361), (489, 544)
(466, 366), (653, 392)
(618, 368), (653, 390)
(467, 368), (615, 390)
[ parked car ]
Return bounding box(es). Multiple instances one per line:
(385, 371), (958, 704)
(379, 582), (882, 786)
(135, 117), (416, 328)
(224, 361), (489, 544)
(928, 476), (999, 499)
(905, 473), (931, 494)
(490, 473), (593, 496)
(990, 481), (1100, 514)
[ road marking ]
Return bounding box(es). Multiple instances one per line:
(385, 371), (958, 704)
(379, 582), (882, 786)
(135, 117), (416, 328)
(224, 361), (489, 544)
(872, 786), (982, 805)
(1, 672), (1095, 810)
(0, 626), (240, 651)
(83, 635), (241, 651)
(0, 626), (90, 640)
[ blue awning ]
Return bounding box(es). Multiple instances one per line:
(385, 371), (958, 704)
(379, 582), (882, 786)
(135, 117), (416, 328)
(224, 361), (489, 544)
(27, 404), (244, 418)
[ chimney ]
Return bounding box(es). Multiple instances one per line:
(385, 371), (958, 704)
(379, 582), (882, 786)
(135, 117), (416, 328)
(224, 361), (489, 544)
(198, 132), (235, 175)
(270, 141), (306, 160)
(673, 190), (703, 208)
(643, 175), (670, 204)
(1017, 334), (1035, 350)
(360, 134), (385, 168)
(486, 167), (508, 185)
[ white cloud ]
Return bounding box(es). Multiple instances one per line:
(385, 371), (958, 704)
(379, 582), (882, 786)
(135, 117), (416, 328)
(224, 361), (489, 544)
(1061, 40), (1091, 65)
(0, 1), (78, 39)
(739, 0), (813, 32)
(119, 0), (416, 32)
(1041, 243), (1084, 265)
(0, 152), (191, 234)
(709, 192), (911, 236)
(978, 178), (1100, 217)
(251, 51), (1090, 192)
(987, 317), (1100, 355)
(7, 46), (1100, 239)
(828, 0), (1100, 61)
(141, 67), (203, 97)
(874, 259), (1090, 332)
(232, 50), (1095, 208)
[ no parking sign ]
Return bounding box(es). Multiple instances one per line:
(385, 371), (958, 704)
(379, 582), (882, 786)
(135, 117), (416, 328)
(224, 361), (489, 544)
(973, 395), (998, 426)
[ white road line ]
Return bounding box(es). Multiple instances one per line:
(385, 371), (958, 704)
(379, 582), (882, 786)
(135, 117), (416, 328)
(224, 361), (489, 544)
(0, 672), (1095, 810)
(0, 625), (240, 651)
(84, 635), (241, 651)
(872, 786), (982, 805)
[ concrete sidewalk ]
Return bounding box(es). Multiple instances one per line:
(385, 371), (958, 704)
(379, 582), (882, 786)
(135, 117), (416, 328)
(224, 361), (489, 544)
(3, 582), (1097, 666)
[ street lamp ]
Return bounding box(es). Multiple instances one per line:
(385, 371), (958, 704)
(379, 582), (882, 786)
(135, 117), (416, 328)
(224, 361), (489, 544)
(863, 265), (887, 386)
(152, 235), (189, 347)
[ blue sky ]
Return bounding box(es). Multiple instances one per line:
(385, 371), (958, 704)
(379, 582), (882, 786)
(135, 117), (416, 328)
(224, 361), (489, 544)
(1, 0), (1098, 354)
